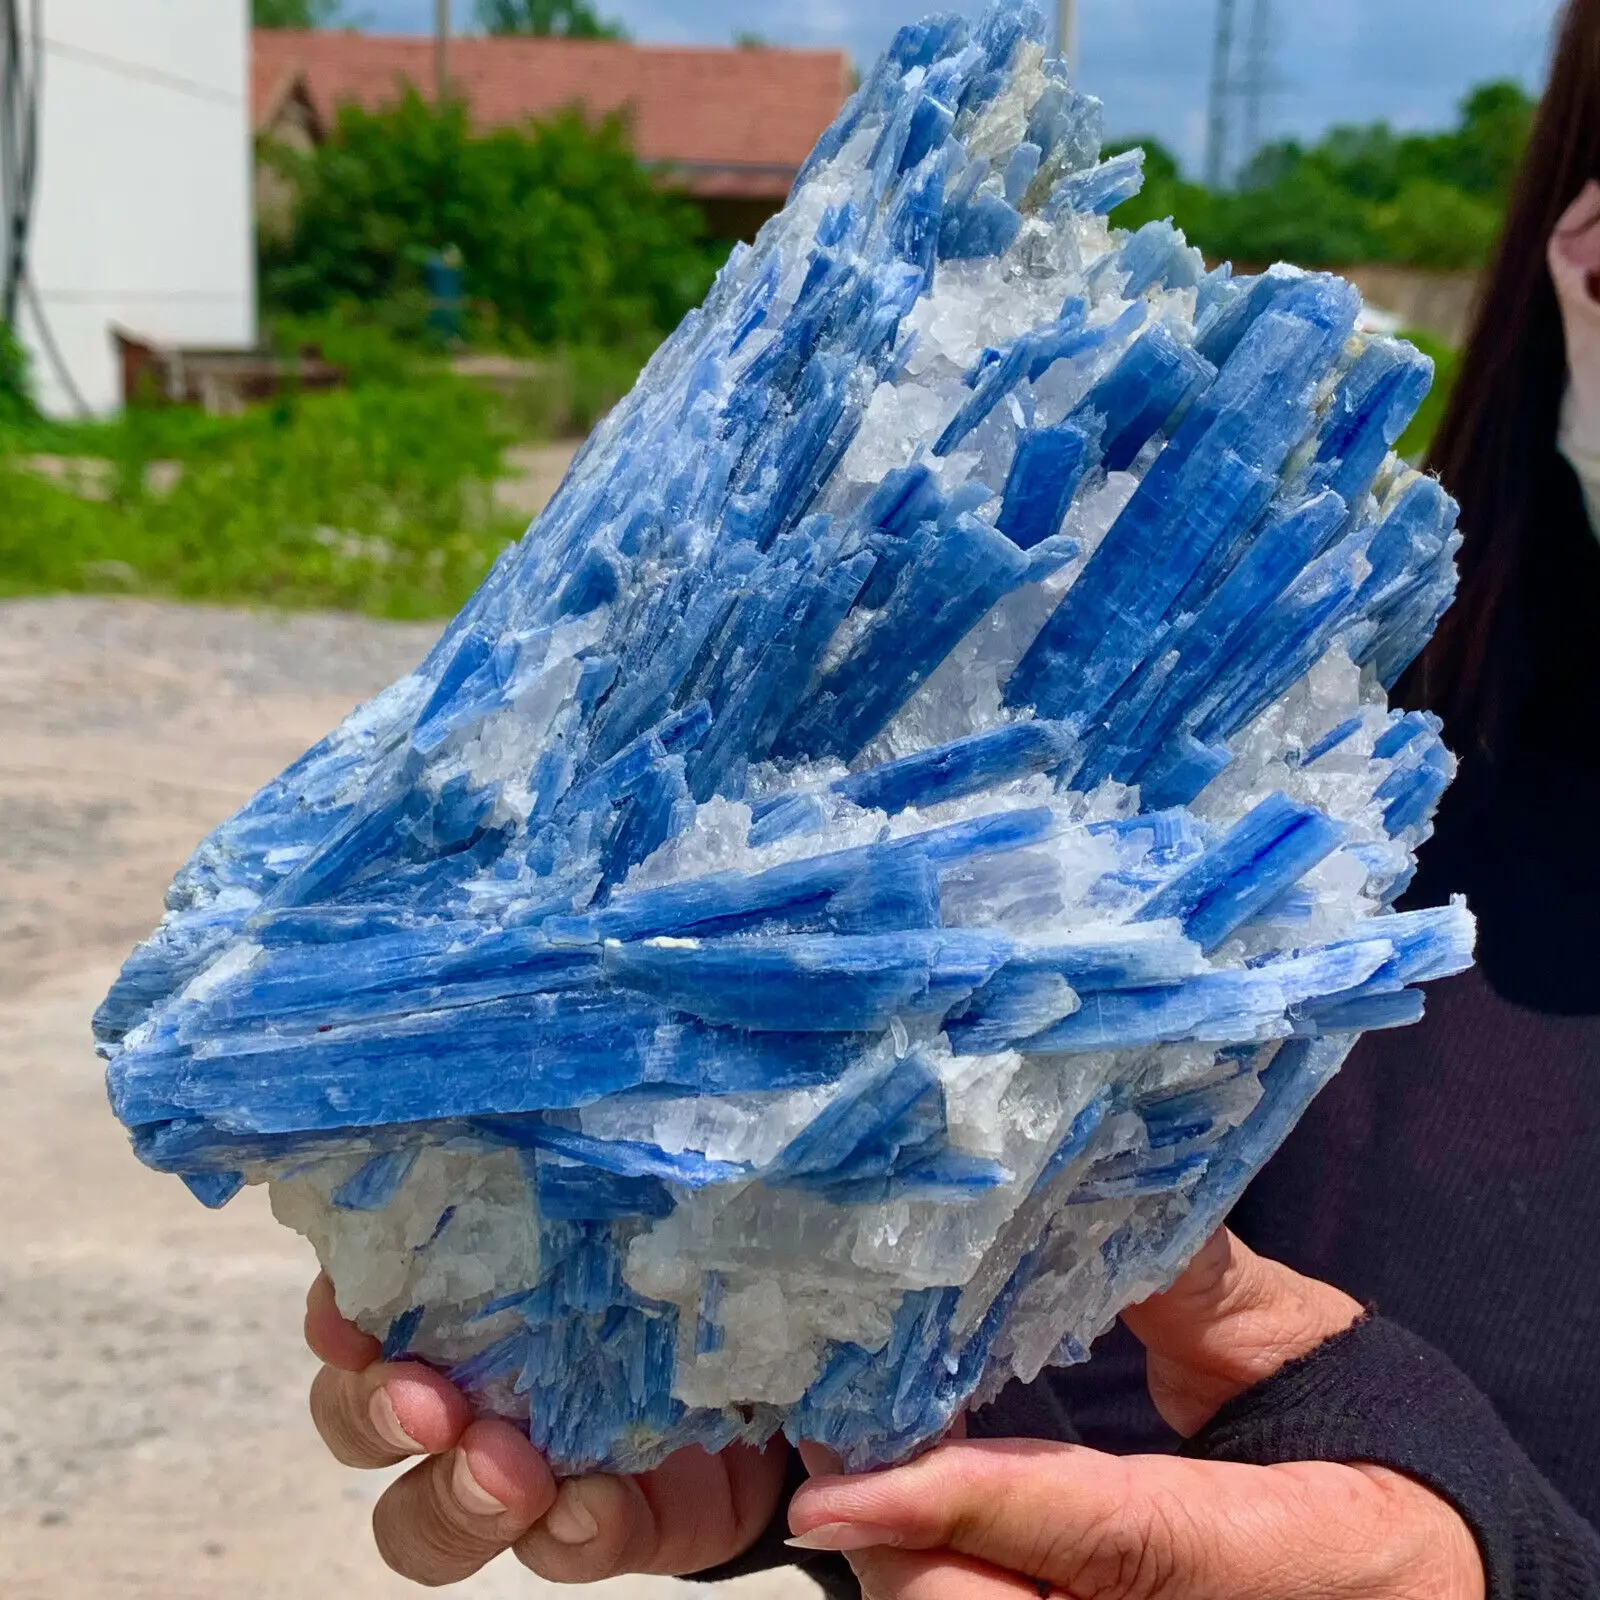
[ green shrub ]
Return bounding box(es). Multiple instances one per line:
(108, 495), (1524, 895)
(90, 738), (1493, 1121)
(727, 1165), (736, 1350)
(1369, 180), (1502, 272)
(253, 0), (345, 24)
(476, 0), (625, 39)
(1203, 164), (1383, 267)
(1109, 78), (1531, 272)
(0, 322), (34, 426)
(262, 94), (726, 349)
(265, 311), (435, 389)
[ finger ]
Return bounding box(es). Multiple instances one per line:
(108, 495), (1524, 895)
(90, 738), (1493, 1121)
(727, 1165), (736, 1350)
(305, 1273), (382, 1372)
(790, 1438), (1461, 1600)
(309, 1357), (474, 1469)
(514, 1471), (653, 1582)
(1122, 1229), (1361, 1435)
(372, 1419), (558, 1587)
(514, 1441), (785, 1582)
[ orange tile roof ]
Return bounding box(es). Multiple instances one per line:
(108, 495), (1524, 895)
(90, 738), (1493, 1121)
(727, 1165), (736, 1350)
(253, 30), (852, 201)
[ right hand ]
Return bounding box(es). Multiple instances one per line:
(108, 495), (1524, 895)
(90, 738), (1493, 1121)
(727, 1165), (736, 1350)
(304, 1272), (787, 1587)
(787, 1233), (1480, 1600)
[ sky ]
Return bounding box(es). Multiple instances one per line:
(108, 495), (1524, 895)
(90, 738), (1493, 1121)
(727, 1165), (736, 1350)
(356, 0), (1565, 174)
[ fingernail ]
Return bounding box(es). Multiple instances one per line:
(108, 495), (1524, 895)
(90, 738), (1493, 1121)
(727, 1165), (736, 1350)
(451, 1450), (508, 1517)
(785, 1523), (901, 1552)
(368, 1387), (424, 1455)
(544, 1482), (600, 1546)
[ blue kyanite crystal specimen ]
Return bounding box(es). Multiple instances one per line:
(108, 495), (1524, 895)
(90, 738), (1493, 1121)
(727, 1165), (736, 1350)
(99, 2), (1475, 1474)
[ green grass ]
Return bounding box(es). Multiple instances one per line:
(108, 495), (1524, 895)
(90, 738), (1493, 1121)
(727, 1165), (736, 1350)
(0, 377), (525, 618)
(0, 343), (609, 618)
(0, 310), (1458, 620)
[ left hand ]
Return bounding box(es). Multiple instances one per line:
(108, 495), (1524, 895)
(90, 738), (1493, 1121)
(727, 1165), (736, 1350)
(302, 1273), (786, 1587)
(788, 1231), (1485, 1600)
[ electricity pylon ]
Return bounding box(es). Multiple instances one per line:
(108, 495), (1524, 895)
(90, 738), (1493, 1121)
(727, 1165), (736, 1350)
(1239, 0), (1274, 181)
(1205, 0), (1237, 190)
(1206, 0), (1275, 190)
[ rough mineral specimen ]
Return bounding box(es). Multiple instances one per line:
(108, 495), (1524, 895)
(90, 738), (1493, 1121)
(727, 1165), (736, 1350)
(99, 2), (1475, 1474)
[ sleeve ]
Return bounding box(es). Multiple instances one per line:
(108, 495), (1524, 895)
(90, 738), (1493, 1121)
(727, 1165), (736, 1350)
(1184, 1313), (1600, 1600)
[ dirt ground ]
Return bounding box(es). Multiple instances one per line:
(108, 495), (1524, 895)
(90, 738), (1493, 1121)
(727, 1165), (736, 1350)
(0, 596), (815, 1600)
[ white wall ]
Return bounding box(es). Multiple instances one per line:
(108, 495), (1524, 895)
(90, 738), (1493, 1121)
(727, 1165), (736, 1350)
(17, 0), (254, 416)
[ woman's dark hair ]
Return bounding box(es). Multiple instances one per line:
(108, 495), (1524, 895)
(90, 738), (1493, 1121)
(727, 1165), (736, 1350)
(1410, 0), (1600, 754)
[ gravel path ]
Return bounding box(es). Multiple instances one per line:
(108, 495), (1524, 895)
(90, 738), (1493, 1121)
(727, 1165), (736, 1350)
(0, 596), (813, 1600)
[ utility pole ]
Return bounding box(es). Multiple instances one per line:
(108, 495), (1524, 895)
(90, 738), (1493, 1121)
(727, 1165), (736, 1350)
(1238, 0), (1273, 181)
(1057, 0), (1077, 77)
(435, 0), (450, 104)
(1204, 0), (1237, 191)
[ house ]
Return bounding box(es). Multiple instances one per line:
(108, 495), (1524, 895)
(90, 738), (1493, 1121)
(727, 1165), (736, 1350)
(12, 2), (255, 417)
(252, 30), (853, 241)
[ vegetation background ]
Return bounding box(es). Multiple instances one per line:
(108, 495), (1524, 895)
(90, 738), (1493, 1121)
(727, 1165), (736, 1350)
(0, 4), (1534, 617)
(1111, 81), (1532, 271)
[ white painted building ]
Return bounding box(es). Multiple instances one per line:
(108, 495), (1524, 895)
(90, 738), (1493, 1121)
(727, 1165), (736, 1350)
(14, 0), (255, 416)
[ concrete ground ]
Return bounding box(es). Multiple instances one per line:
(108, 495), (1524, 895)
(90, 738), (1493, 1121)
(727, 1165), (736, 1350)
(0, 597), (815, 1600)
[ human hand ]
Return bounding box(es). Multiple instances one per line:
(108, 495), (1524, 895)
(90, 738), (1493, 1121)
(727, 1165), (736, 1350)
(788, 1231), (1484, 1600)
(304, 1272), (786, 1586)
(1549, 179), (1600, 435)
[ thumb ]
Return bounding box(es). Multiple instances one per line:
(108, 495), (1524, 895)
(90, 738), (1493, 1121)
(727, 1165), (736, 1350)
(1122, 1228), (1361, 1436)
(788, 1439), (1472, 1600)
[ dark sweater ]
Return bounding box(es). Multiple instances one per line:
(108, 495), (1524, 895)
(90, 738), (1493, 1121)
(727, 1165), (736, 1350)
(1190, 1315), (1600, 1600)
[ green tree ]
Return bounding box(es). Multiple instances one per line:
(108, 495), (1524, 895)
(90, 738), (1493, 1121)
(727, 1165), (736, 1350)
(475, 0), (626, 39)
(1109, 78), (1532, 272)
(1443, 81), (1535, 198)
(1103, 138), (1219, 242)
(1206, 165), (1379, 265)
(261, 91), (721, 347)
(253, 0), (344, 25)
(1369, 179), (1502, 270)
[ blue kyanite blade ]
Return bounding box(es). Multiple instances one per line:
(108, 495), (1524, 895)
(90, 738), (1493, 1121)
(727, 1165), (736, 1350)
(99, 0), (1475, 1475)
